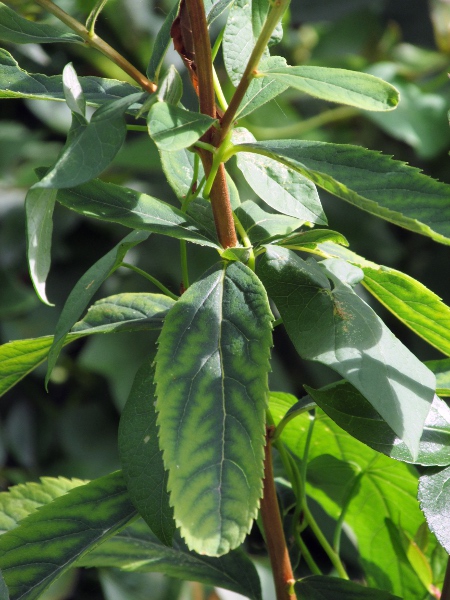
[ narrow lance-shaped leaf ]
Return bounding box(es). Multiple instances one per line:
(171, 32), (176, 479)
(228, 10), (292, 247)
(119, 358), (175, 546)
(148, 103), (217, 152)
(205, 0), (234, 24)
(0, 49), (140, 105)
(146, 0), (181, 83)
(52, 177), (219, 247)
(0, 3), (83, 44)
(79, 520), (262, 599)
(0, 472), (137, 600)
(306, 381), (450, 466)
(155, 261), (272, 556)
(258, 65), (399, 111)
(0, 292), (173, 398)
(34, 92), (145, 189)
(45, 230), (150, 384)
(258, 247), (435, 457)
(62, 63), (86, 117)
(234, 140), (450, 245)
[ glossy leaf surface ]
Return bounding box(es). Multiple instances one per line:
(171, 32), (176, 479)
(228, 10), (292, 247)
(236, 140), (450, 245)
(234, 130), (326, 224)
(295, 577), (401, 599)
(148, 103), (216, 151)
(259, 247), (435, 456)
(53, 178), (219, 247)
(0, 50), (139, 105)
(155, 262), (272, 555)
(426, 358), (450, 396)
(259, 65), (399, 111)
(34, 93), (144, 189)
(80, 520), (262, 599)
(307, 381), (450, 466)
(419, 466), (450, 554)
(0, 472), (137, 600)
(270, 396), (430, 597)
(277, 228), (349, 249)
(119, 359), (175, 546)
(0, 3), (83, 44)
(234, 200), (304, 243)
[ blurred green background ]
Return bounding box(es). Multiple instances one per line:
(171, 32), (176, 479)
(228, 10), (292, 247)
(0, 1), (449, 598)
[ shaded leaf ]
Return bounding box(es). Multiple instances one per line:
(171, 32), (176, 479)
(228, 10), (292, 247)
(34, 93), (145, 189)
(0, 472), (137, 600)
(45, 230), (151, 383)
(155, 262), (272, 555)
(234, 200), (304, 244)
(25, 187), (57, 306)
(119, 358), (175, 546)
(234, 140), (450, 245)
(0, 3), (83, 44)
(0, 49), (140, 105)
(426, 358), (450, 396)
(258, 65), (399, 111)
(258, 247), (435, 457)
(147, 0), (181, 83)
(0, 570), (8, 600)
(306, 381), (450, 466)
(148, 103), (216, 151)
(419, 466), (450, 554)
(79, 520), (262, 599)
(156, 65), (183, 105)
(295, 576), (401, 599)
(53, 178), (219, 247)
(234, 130), (326, 224)
(277, 228), (349, 249)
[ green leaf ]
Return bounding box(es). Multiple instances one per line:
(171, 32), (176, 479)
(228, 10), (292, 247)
(258, 247), (435, 457)
(0, 3), (83, 44)
(119, 358), (175, 546)
(270, 396), (430, 597)
(79, 520), (262, 599)
(53, 177), (219, 247)
(306, 381), (450, 466)
(205, 0), (234, 25)
(258, 65), (399, 111)
(419, 466), (450, 554)
(155, 262), (272, 555)
(62, 63), (86, 117)
(0, 49), (140, 105)
(25, 187), (57, 306)
(235, 140), (450, 245)
(295, 576), (401, 599)
(160, 146), (204, 199)
(34, 92), (144, 189)
(0, 477), (86, 533)
(425, 358), (450, 396)
(276, 228), (349, 249)
(234, 130), (326, 224)
(45, 230), (151, 383)
(0, 570), (8, 600)
(148, 103), (216, 152)
(0, 472), (137, 600)
(146, 0), (181, 83)
(156, 65), (183, 106)
(0, 291), (173, 397)
(236, 56), (289, 119)
(234, 200), (304, 244)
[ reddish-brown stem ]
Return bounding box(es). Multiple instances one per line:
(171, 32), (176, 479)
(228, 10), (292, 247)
(184, 0), (237, 248)
(260, 427), (297, 600)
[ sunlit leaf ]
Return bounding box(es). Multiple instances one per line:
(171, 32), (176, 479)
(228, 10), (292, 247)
(426, 358), (450, 396)
(235, 200), (304, 243)
(419, 466), (450, 554)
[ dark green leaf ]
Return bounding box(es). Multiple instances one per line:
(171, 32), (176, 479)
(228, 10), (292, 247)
(160, 146), (205, 199)
(156, 65), (183, 105)
(46, 230), (151, 384)
(277, 228), (349, 249)
(234, 130), (326, 224)
(258, 247), (435, 457)
(155, 262), (272, 555)
(236, 56), (289, 119)
(295, 576), (401, 599)
(146, 0), (181, 83)
(79, 520), (262, 599)
(419, 466), (450, 554)
(0, 570), (8, 600)
(25, 187), (57, 306)
(234, 200), (304, 244)
(258, 65), (399, 111)
(270, 397), (430, 597)
(148, 103), (217, 152)
(0, 3), (83, 44)
(53, 178), (219, 247)
(306, 381), (450, 466)
(235, 140), (450, 245)
(0, 472), (137, 600)
(119, 359), (175, 546)
(34, 92), (145, 189)
(0, 49), (140, 105)
(425, 358), (450, 396)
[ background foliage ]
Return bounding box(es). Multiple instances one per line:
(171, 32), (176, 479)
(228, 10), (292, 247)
(0, 0), (449, 598)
